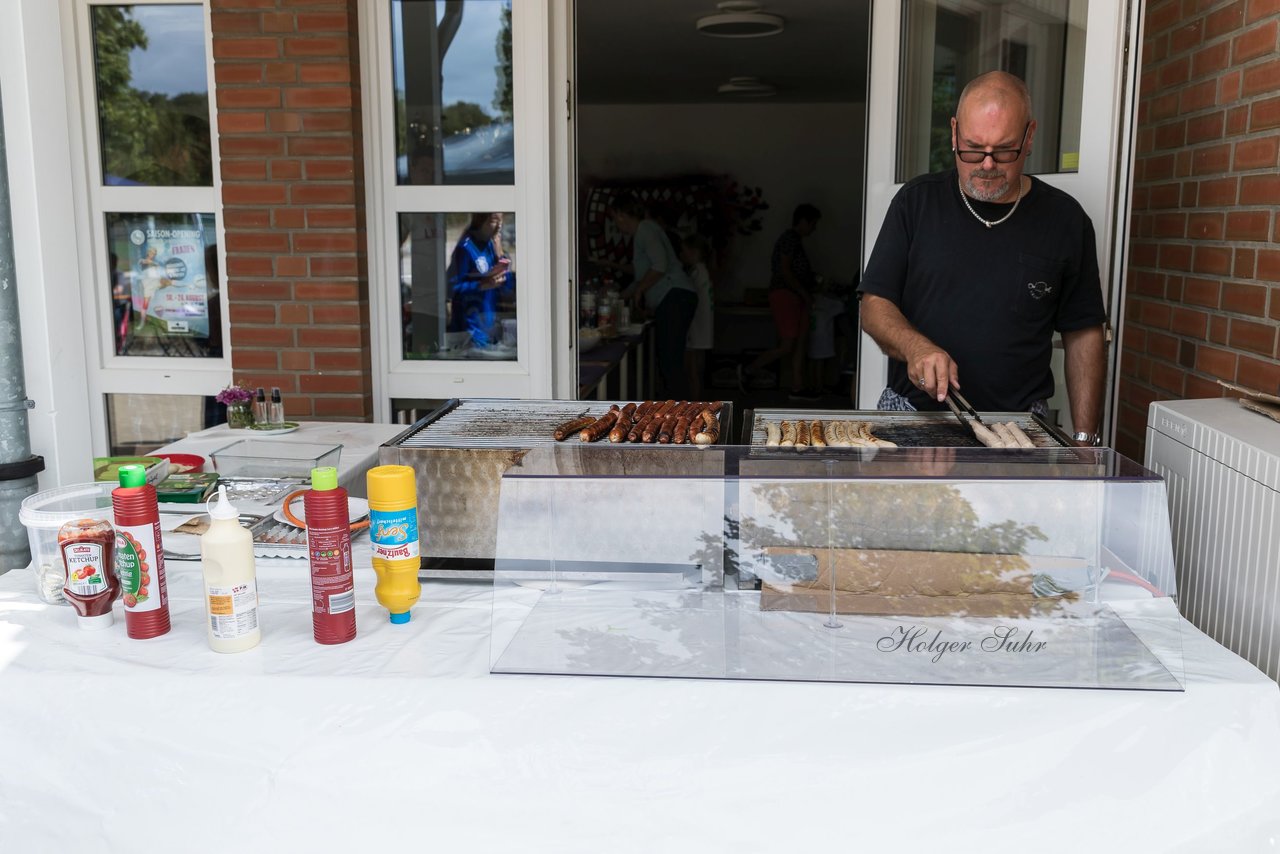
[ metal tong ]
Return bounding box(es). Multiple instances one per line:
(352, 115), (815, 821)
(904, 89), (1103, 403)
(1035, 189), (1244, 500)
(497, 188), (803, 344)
(943, 389), (986, 430)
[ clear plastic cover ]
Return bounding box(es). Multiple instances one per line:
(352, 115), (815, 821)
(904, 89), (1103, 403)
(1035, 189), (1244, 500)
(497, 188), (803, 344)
(491, 446), (1184, 690)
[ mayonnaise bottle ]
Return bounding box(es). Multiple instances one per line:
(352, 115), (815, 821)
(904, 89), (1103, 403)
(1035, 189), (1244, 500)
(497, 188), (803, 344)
(200, 485), (262, 652)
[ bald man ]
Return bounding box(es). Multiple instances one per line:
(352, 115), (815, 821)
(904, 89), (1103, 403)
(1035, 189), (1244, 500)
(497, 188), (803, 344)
(857, 71), (1108, 446)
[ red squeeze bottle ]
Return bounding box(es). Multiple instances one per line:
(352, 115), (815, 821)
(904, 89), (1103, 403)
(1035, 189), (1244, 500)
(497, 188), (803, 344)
(303, 466), (356, 644)
(112, 464), (171, 639)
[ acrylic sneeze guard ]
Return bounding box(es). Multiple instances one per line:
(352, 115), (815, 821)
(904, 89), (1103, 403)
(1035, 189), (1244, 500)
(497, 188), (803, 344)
(489, 445), (1185, 690)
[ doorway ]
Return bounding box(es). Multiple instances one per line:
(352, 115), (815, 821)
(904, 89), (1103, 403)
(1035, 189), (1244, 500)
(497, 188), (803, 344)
(571, 0), (872, 425)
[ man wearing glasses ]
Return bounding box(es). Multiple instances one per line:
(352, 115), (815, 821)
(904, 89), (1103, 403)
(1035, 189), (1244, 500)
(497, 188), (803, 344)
(858, 71), (1107, 447)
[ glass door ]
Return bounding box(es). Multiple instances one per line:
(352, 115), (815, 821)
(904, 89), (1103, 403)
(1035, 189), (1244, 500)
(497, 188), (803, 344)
(363, 0), (554, 415)
(858, 0), (1140, 439)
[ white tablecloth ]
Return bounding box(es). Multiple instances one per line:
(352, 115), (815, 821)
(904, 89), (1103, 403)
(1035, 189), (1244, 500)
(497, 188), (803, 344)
(1, 547), (1278, 853)
(150, 421), (407, 497)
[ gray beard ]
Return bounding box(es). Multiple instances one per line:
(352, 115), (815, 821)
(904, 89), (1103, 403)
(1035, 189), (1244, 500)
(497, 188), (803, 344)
(963, 173), (1011, 202)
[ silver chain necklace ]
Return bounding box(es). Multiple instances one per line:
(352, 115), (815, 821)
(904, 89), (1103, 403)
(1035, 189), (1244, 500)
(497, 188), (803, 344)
(958, 175), (1024, 228)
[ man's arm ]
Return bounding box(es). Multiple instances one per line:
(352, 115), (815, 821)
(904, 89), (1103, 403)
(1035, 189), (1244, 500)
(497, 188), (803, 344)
(860, 294), (958, 402)
(1061, 324), (1106, 443)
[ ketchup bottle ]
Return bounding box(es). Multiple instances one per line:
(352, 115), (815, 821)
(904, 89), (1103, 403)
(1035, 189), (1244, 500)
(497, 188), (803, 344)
(58, 517), (120, 629)
(112, 464), (171, 639)
(303, 466), (356, 644)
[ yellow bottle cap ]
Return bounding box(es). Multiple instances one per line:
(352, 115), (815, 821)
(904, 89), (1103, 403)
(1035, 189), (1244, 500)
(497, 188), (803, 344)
(366, 465), (417, 509)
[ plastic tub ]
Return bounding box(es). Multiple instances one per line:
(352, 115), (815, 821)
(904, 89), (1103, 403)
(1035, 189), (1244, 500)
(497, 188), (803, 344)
(18, 482), (117, 605)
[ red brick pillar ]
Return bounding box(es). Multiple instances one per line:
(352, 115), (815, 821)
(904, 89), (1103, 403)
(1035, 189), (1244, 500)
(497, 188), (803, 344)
(210, 0), (372, 421)
(1119, 0), (1280, 459)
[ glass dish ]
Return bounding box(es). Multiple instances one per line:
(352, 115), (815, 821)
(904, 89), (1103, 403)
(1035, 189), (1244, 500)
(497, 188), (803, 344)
(209, 439), (341, 479)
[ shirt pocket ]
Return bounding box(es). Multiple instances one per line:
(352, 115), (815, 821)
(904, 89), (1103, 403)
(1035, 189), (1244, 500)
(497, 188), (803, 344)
(1014, 253), (1065, 322)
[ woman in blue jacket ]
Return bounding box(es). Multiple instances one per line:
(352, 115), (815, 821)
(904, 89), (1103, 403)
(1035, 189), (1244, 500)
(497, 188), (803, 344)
(448, 212), (513, 348)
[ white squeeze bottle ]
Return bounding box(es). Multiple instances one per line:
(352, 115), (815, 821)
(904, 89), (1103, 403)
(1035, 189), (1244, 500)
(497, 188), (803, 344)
(200, 485), (262, 653)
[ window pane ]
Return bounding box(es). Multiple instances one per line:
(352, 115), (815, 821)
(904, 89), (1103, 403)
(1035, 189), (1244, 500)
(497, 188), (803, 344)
(106, 212), (222, 358)
(896, 0), (1087, 181)
(392, 0), (515, 185)
(106, 393), (216, 455)
(92, 5), (212, 186)
(399, 212), (517, 360)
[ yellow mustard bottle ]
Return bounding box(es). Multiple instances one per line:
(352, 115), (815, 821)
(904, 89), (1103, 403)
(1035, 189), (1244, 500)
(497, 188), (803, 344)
(366, 465), (422, 624)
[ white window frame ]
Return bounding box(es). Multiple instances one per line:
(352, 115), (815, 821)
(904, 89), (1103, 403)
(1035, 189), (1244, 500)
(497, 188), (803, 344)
(63, 0), (230, 455)
(360, 0), (554, 417)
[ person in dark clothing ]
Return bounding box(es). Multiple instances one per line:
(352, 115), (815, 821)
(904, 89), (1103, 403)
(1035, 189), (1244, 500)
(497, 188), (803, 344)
(740, 203), (822, 400)
(610, 194), (698, 399)
(858, 71), (1107, 445)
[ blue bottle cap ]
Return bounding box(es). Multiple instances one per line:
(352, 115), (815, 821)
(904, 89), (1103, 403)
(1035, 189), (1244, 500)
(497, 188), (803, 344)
(389, 611), (411, 625)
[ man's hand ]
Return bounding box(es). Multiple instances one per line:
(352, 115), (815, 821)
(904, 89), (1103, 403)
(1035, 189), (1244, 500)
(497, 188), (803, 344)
(905, 342), (960, 403)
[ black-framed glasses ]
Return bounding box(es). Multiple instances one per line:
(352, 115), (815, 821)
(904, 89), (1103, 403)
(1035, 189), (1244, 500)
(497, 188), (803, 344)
(954, 122), (1030, 164)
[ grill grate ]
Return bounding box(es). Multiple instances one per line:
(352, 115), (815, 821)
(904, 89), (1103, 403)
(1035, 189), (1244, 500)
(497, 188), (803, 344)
(747, 409), (1069, 448)
(394, 399), (730, 449)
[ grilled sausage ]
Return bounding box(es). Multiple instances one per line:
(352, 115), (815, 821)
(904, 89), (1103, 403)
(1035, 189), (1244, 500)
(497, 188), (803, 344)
(608, 402), (639, 442)
(809, 420), (826, 447)
(579, 407), (619, 442)
(765, 422), (782, 447)
(554, 415), (595, 441)
(972, 422), (1004, 448)
(780, 420), (796, 447)
(1006, 421), (1036, 448)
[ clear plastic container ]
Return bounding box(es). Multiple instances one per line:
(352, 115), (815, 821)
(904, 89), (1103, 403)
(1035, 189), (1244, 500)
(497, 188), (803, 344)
(210, 439), (342, 478)
(18, 482), (117, 605)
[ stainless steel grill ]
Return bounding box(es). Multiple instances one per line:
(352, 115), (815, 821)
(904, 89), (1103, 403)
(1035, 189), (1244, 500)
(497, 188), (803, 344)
(744, 409), (1072, 448)
(381, 398), (733, 575)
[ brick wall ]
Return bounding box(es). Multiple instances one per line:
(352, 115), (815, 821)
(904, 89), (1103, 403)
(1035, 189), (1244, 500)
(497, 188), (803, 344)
(1119, 0), (1280, 458)
(210, 0), (372, 421)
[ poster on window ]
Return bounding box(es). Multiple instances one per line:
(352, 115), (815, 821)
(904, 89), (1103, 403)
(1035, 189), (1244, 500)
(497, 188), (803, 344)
(126, 223), (210, 336)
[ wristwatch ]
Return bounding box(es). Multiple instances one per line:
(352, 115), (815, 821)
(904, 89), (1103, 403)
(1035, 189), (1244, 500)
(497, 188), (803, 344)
(1072, 431), (1102, 446)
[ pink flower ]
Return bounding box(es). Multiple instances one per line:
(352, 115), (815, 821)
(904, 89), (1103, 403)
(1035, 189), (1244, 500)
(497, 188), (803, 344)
(215, 385), (253, 406)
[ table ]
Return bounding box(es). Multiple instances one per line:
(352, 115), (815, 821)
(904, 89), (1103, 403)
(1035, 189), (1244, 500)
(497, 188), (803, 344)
(150, 421), (406, 497)
(578, 325), (654, 401)
(1, 547), (1278, 853)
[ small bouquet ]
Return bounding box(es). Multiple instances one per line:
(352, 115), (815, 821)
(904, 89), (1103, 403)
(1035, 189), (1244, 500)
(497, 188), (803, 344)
(215, 384), (253, 407)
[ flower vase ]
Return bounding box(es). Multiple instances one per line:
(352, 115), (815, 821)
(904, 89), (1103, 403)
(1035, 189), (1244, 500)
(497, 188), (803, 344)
(227, 402), (254, 429)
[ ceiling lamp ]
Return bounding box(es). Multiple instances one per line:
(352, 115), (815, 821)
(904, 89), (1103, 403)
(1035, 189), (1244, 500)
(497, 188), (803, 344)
(716, 76), (777, 97)
(697, 1), (785, 38)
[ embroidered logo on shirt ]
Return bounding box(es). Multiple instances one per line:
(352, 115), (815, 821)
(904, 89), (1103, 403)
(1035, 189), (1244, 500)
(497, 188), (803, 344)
(475, 257), (490, 274)
(1027, 281), (1054, 300)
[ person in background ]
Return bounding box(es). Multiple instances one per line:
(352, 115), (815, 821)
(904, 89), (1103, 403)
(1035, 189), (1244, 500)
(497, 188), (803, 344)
(858, 71), (1106, 446)
(740, 203), (822, 401)
(447, 212), (514, 349)
(109, 252), (130, 353)
(806, 276), (847, 393)
(681, 233), (715, 400)
(610, 193), (699, 399)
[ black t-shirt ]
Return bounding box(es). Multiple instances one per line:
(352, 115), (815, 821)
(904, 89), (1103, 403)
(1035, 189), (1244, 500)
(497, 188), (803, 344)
(770, 228), (814, 291)
(857, 169), (1107, 412)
